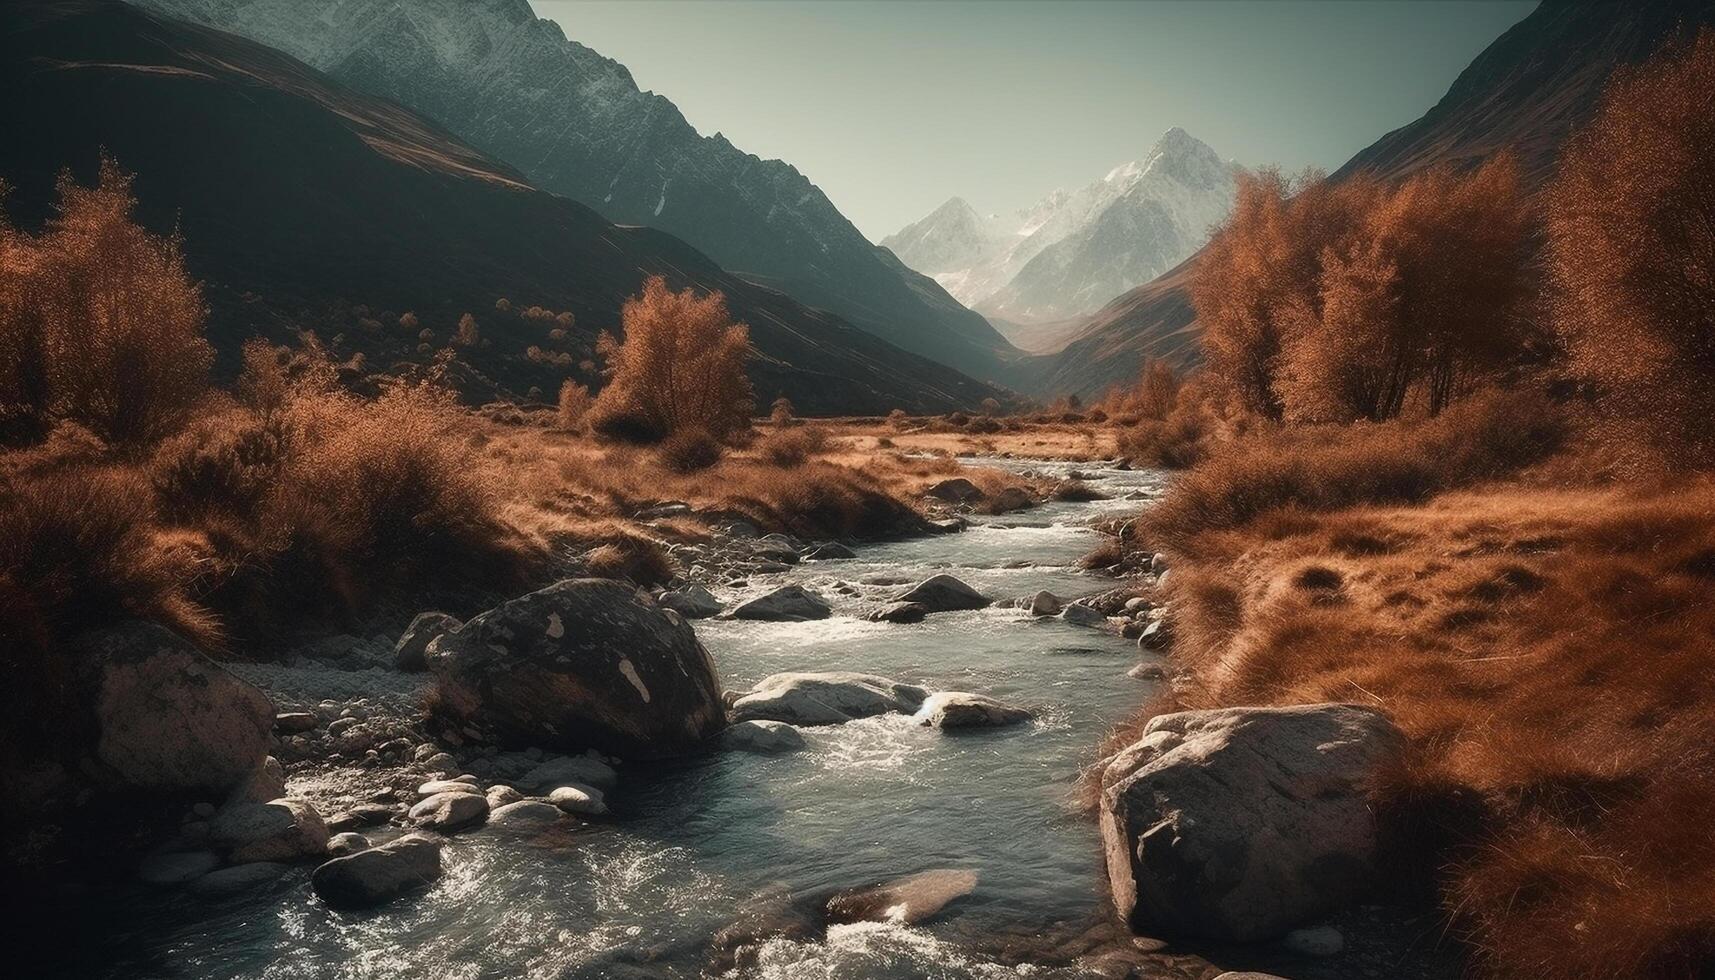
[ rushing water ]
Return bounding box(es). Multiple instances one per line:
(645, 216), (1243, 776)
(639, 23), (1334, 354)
(73, 459), (1170, 980)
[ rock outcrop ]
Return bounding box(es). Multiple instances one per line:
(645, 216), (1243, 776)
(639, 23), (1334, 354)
(393, 612), (460, 672)
(428, 579), (725, 757)
(1099, 703), (1405, 941)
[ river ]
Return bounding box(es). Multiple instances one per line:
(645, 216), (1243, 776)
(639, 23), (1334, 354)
(76, 458), (1173, 979)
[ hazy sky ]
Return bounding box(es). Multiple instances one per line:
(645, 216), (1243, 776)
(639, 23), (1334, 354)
(530, 0), (1537, 241)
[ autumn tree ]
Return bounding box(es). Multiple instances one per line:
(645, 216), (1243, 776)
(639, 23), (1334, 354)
(588, 276), (753, 442)
(556, 379), (591, 430)
(770, 395), (795, 426)
(454, 313), (481, 347)
(1131, 358), (1182, 420)
(0, 158), (212, 446)
(1546, 29), (1715, 465)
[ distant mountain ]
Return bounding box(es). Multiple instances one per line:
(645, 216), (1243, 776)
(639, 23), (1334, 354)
(133, 0), (1021, 384)
(1, 0), (1006, 414)
(1031, 0), (1715, 399)
(882, 128), (1234, 331)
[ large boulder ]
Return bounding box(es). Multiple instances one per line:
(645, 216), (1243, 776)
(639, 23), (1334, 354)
(730, 672), (929, 726)
(1099, 703), (1405, 942)
(892, 575), (991, 613)
(426, 579), (725, 758)
(731, 585), (832, 622)
(393, 612), (461, 672)
(67, 622), (272, 798)
(915, 692), (1031, 730)
(311, 833), (443, 909)
(925, 477), (982, 503)
(211, 798), (330, 863)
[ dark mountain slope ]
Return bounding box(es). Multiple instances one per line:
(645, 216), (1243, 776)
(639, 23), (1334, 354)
(1033, 0), (1715, 399)
(0, 0), (1004, 414)
(135, 0), (1023, 384)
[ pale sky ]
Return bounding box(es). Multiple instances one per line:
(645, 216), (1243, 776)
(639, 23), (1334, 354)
(531, 0), (1537, 241)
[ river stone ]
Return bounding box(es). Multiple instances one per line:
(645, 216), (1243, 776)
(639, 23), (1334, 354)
(211, 799), (330, 863)
(488, 800), (563, 829)
(990, 487), (1033, 513)
(915, 692), (1032, 729)
(427, 578), (726, 758)
(327, 803), (396, 831)
(409, 791), (488, 831)
(1099, 703), (1405, 941)
(189, 861), (289, 897)
(893, 574), (991, 613)
(731, 585), (832, 622)
(1138, 619), (1173, 651)
(326, 832), (371, 857)
(868, 601), (928, 624)
(275, 712), (318, 734)
(1062, 604), (1106, 627)
(138, 849), (219, 885)
(547, 783), (608, 815)
(1128, 663), (1168, 681)
(393, 612), (460, 672)
(729, 672), (930, 726)
(226, 756), (286, 805)
(1028, 591), (1063, 617)
(750, 541), (801, 565)
(658, 584), (722, 619)
(720, 720), (807, 754)
(417, 779), (482, 797)
(1124, 597), (1153, 615)
(69, 622), (272, 799)
(925, 477), (982, 502)
(311, 833), (442, 909)
(487, 785), (523, 808)
(825, 869), (980, 926)
(519, 755), (618, 791)
(804, 542), (857, 560)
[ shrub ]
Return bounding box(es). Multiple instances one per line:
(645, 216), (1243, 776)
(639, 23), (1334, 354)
(1546, 28), (1715, 468)
(756, 425), (827, 467)
(454, 313), (481, 347)
(556, 380), (592, 431)
(770, 395), (795, 426)
(587, 276), (753, 443)
(583, 536), (674, 586)
(149, 409), (284, 522)
(655, 426), (723, 473)
(0, 159), (212, 447)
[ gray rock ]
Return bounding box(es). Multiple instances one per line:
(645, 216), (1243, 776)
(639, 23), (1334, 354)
(326, 832), (371, 857)
(393, 612), (461, 672)
(658, 584), (722, 619)
(730, 672), (929, 726)
(69, 622), (272, 800)
(518, 755), (618, 791)
(226, 756), (286, 805)
(803, 542), (857, 560)
(1283, 925), (1344, 957)
(893, 574), (990, 613)
(486, 785), (523, 808)
(925, 477), (982, 502)
(1028, 591), (1063, 617)
(719, 720), (806, 754)
(868, 601), (928, 624)
(731, 585), (832, 622)
(488, 800), (564, 828)
(1138, 619), (1173, 651)
(327, 803), (396, 831)
(1099, 703), (1405, 941)
(1128, 663), (1168, 681)
(428, 579), (726, 758)
(1062, 604), (1106, 627)
(750, 541), (801, 566)
(311, 833), (442, 909)
(417, 779), (482, 797)
(826, 869), (979, 926)
(138, 850), (219, 885)
(1123, 597), (1152, 615)
(274, 712), (318, 734)
(915, 692), (1031, 729)
(1150, 553), (1169, 574)
(408, 791), (488, 832)
(189, 861), (289, 897)
(211, 799), (330, 863)
(547, 783), (608, 815)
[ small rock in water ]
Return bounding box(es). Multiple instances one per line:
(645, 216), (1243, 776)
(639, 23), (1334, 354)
(730, 672), (929, 726)
(731, 585), (832, 621)
(189, 861), (289, 897)
(326, 832), (371, 857)
(720, 720), (806, 754)
(825, 869), (979, 926)
(1128, 662), (1168, 681)
(1028, 591), (1063, 617)
(519, 755), (618, 792)
(547, 783), (608, 816)
(893, 574), (991, 613)
(311, 833), (442, 909)
(803, 541), (857, 560)
(488, 800), (564, 828)
(1061, 604), (1106, 627)
(658, 584), (723, 619)
(138, 850), (219, 886)
(1283, 925), (1344, 957)
(868, 601), (928, 624)
(408, 791), (488, 832)
(1138, 619), (1173, 651)
(916, 692), (1032, 730)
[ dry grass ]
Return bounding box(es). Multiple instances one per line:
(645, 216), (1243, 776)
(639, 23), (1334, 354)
(1119, 398), (1715, 978)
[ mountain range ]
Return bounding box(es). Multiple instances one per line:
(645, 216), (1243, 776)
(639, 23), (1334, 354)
(881, 128), (1234, 339)
(134, 0), (1023, 385)
(0, 0), (1006, 414)
(1032, 0), (1715, 400)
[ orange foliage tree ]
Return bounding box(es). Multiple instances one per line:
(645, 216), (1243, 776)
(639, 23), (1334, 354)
(1546, 29), (1715, 466)
(589, 276), (753, 442)
(0, 159), (212, 446)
